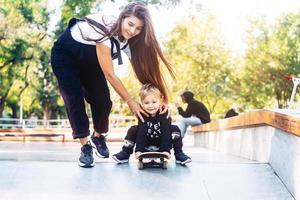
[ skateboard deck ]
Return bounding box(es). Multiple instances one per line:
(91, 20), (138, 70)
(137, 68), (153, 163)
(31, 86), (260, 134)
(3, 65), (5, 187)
(137, 152), (169, 169)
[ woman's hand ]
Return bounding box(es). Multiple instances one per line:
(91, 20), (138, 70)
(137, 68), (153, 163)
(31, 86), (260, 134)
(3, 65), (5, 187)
(159, 102), (170, 118)
(127, 99), (148, 122)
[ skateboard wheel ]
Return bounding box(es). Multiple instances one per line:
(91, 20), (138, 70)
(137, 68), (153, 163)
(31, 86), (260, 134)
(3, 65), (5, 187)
(163, 161), (168, 169)
(138, 161), (144, 170)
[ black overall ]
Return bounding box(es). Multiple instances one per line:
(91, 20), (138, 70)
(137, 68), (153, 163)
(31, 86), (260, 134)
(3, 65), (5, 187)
(51, 18), (123, 139)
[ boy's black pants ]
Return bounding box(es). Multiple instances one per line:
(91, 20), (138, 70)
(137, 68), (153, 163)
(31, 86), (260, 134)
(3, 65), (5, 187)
(122, 125), (183, 155)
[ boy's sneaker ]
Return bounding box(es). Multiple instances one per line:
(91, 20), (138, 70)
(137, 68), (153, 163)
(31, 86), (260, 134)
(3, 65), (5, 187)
(175, 152), (192, 165)
(112, 150), (130, 164)
(90, 134), (110, 158)
(78, 143), (95, 168)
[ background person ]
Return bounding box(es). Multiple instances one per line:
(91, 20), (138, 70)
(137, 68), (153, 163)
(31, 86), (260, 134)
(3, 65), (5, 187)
(224, 108), (239, 118)
(175, 91), (211, 138)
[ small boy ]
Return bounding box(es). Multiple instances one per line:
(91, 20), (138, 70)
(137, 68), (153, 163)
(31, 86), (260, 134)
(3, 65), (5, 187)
(113, 84), (191, 164)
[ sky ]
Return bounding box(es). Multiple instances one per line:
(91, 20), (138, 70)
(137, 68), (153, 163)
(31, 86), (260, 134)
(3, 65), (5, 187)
(48, 0), (300, 53)
(149, 0), (300, 53)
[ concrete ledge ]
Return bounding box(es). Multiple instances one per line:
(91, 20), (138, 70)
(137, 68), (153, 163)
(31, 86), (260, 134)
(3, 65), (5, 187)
(270, 129), (300, 198)
(194, 126), (275, 162)
(192, 109), (300, 136)
(192, 109), (300, 199)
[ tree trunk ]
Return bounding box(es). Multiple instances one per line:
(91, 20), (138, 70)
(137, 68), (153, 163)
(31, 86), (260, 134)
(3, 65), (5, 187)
(43, 103), (53, 127)
(11, 105), (18, 118)
(0, 99), (4, 118)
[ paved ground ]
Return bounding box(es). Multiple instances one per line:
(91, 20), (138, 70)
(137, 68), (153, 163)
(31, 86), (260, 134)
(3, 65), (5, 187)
(0, 134), (294, 200)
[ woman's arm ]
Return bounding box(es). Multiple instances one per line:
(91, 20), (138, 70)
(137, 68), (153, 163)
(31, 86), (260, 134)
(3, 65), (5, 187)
(96, 43), (147, 121)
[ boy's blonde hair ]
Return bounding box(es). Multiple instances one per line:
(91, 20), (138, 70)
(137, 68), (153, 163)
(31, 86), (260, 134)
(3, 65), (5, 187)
(139, 84), (163, 101)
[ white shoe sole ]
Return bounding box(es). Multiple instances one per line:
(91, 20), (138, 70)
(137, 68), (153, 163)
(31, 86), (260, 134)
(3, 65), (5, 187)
(90, 140), (109, 158)
(112, 155), (129, 164)
(78, 160), (95, 168)
(176, 158), (192, 165)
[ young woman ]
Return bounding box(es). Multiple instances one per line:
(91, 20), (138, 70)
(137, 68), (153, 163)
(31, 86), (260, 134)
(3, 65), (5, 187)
(51, 2), (175, 168)
(175, 91), (211, 138)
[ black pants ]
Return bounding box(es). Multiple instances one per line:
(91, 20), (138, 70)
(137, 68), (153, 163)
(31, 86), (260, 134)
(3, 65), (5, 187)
(122, 125), (183, 155)
(50, 19), (112, 139)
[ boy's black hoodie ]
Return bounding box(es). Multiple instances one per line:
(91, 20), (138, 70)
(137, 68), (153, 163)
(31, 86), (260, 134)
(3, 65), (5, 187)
(135, 112), (172, 153)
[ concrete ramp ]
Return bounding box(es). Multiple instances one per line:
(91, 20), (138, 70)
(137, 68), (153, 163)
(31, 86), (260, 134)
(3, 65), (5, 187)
(0, 142), (294, 200)
(192, 109), (300, 199)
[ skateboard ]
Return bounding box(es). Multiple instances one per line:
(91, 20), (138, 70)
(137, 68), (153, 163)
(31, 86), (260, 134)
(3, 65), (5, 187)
(137, 152), (169, 170)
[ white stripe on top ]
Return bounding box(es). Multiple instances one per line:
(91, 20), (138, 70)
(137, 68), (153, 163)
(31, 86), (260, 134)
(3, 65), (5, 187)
(70, 14), (131, 59)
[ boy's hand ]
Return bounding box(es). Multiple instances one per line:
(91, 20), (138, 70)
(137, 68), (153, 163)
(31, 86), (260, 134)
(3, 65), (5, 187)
(135, 151), (142, 159)
(162, 151), (170, 159)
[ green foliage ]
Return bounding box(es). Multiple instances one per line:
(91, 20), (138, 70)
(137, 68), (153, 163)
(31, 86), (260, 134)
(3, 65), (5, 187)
(165, 15), (234, 115)
(17, 0), (34, 22)
(242, 12), (300, 108)
(0, 0), (62, 119)
(2, 0), (299, 120)
(53, 0), (99, 37)
(61, 0), (98, 23)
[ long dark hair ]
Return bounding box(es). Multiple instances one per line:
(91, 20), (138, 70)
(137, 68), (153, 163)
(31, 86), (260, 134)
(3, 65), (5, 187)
(83, 2), (175, 102)
(181, 91), (194, 103)
(119, 2), (176, 102)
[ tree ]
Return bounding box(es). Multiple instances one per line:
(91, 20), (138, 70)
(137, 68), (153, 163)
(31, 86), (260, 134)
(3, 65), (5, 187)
(0, 0), (65, 120)
(33, 45), (62, 121)
(242, 12), (300, 109)
(54, 0), (101, 36)
(165, 15), (234, 116)
(0, 0), (50, 117)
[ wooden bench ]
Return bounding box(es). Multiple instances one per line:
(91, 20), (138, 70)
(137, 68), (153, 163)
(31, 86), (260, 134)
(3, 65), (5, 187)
(0, 128), (126, 142)
(0, 128), (66, 142)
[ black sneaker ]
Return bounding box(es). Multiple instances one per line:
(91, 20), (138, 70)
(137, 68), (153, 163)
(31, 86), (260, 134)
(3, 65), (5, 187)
(112, 150), (130, 164)
(90, 134), (109, 158)
(78, 143), (95, 168)
(175, 152), (192, 165)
